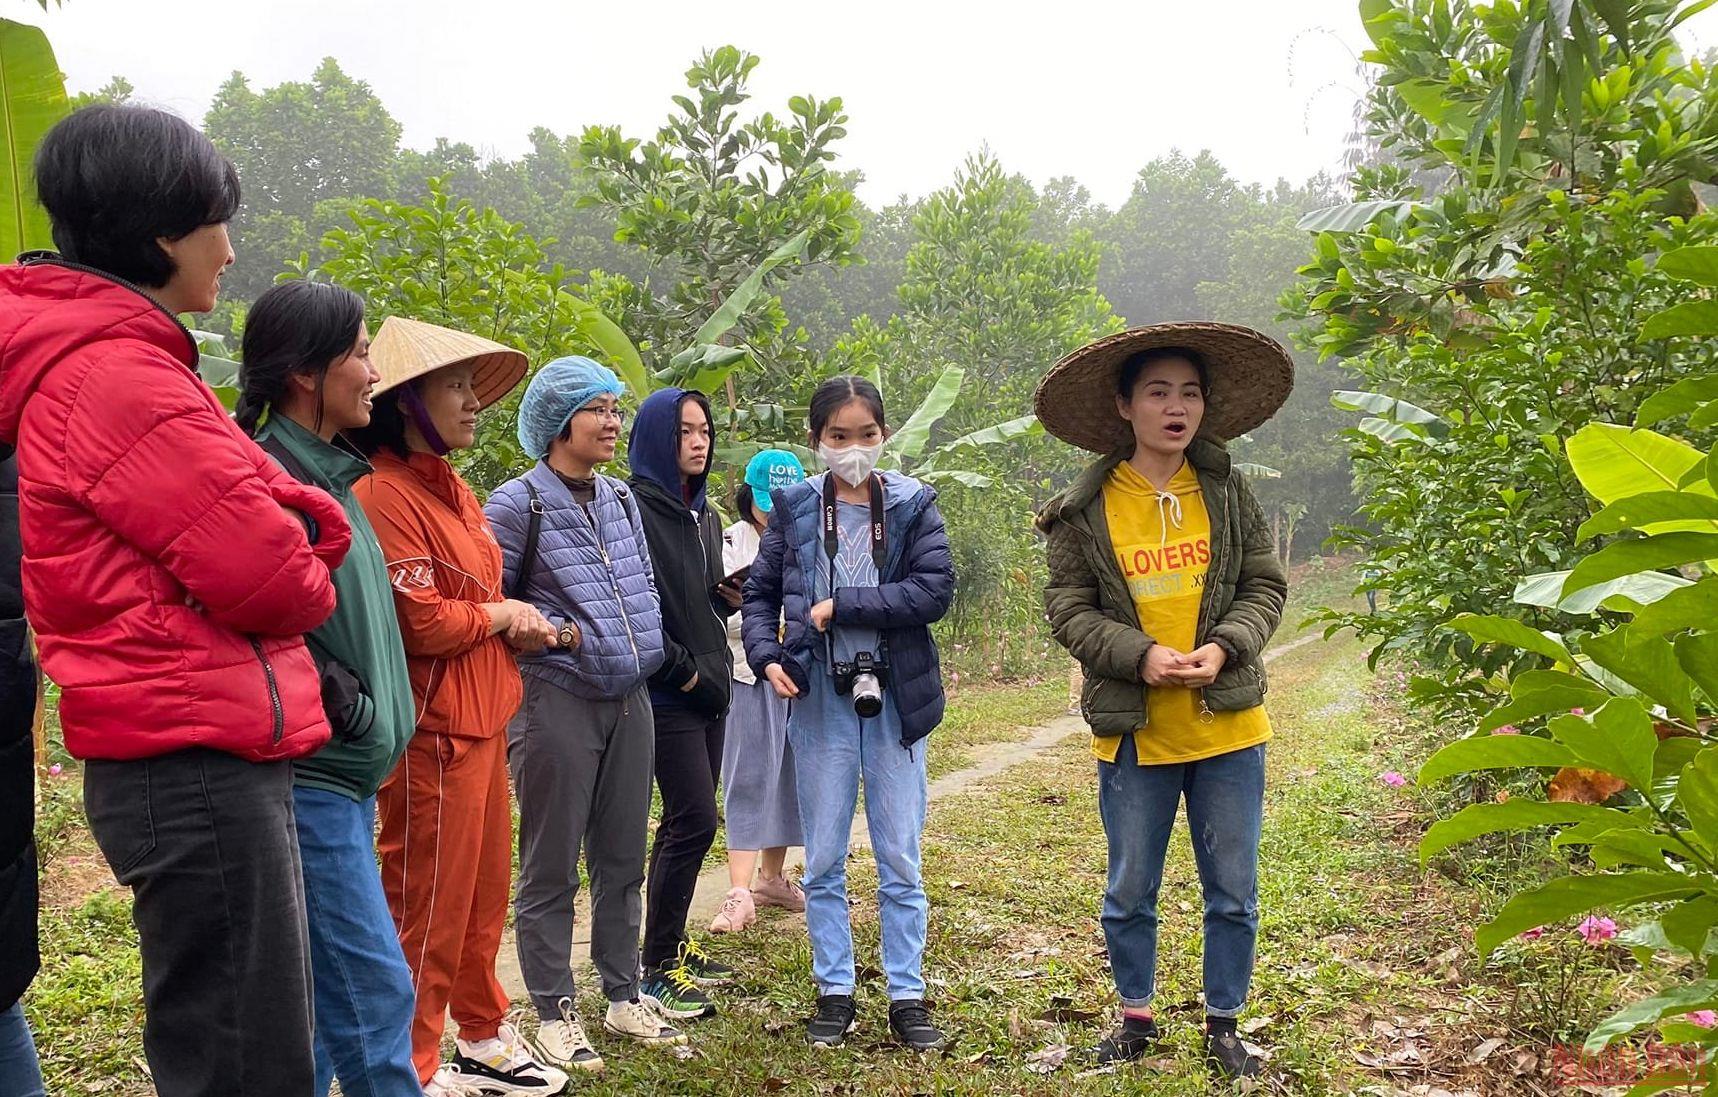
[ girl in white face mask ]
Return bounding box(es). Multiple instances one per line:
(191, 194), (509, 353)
(738, 376), (957, 1053)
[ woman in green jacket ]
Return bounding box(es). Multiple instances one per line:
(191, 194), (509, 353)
(1035, 322), (1292, 1081)
(236, 281), (422, 1097)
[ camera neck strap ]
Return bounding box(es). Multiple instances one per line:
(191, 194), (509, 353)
(821, 473), (887, 578)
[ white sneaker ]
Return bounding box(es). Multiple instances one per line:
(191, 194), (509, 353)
(425, 1064), (479, 1096)
(453, 1021), (570, 1094)
(533, 996), (604, 1074)
(603, 997), (689, 1045)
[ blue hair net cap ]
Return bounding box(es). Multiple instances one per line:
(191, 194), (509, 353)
(516, 356), (626, 459)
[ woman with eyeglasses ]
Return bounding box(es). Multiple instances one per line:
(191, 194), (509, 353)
(485, 357), (683, 1076)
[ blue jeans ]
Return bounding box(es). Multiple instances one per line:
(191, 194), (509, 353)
(1098, 737), (1265, 1017)
(293, 788), (420, 1097)
(789, 701), (929, 1000)
(0, 1003), (44, 1097)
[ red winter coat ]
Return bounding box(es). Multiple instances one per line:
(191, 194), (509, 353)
(0, 258), (351, 762)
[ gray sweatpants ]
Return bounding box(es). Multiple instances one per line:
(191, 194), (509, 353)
(509, 677), (654, 1015)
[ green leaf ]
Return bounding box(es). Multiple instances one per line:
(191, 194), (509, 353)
(1585, 980), (1718, 1051)
(883, 364), (963, 462)
(1331, 390), (1449, 434)
(1639, 378), (1718, 429)
(1661, 896), (1718, 957)
(1563, 533), (1718, 596)
(1641, 300), (1718, 340)
(1478, 670), (1609, 733)
(1234, 462), (1281, 479)
(1629, 578), (1718, 638)
(691, 229), (809, 346)
(1658, 246), (1718, 288)
(1295, 199), (1425, 234)
(1396, 79), (1456, 127)
(1676, 632), (1718, 707)
(1565, 424), (1709, 505)
(1579, 492), (1718, 539)
(1677, 748), (1718, 858)
(938, 415), (1042, 451)
(1358, 0), (1396, 48)
(1476, 872), (1701, 957)
(1582, 626), (1700, 723)
(917, 468), (991, 489)
(1546, 700), (1657, 793)
(1444, 613), (1571, 662)
(0, 18), (71, 258)
(560, 290), (649, 397)
(198, 353), (240, 388)
(1420, 801), (1626, 863)
(1514, 569), (1693, 614)
(1419, 733), (1579, 785)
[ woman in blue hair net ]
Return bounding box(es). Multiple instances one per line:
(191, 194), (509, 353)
(483, 357), (685, 1073)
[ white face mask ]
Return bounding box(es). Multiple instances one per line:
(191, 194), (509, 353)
(818, 440), (883, 488)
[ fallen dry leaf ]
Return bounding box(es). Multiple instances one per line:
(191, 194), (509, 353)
(1025, 1043), (1071, 1074)
(1465, 1037), (1505, 1065)
(1548, 766), (1627, 804)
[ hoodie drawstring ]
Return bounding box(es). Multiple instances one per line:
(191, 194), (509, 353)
(1153, 490), (1183, 548)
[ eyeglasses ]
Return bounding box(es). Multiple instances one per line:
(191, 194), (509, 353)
(574, 405), (627, 424)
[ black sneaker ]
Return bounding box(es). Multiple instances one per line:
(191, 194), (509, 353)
(1205, 1027), (1263, 1079)
(888, 999), (946, 1051)
(1094, 1015), (1160, 1064)
(641, 964), (716, 1020)
(806, 994), (857, 1047)
(678, 939), (736, 986)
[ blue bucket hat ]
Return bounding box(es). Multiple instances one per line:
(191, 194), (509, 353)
(743, 448), (806, 513)
(516, 356), (626, 460)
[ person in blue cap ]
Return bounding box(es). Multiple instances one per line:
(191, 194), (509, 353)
(710, 449), (809, 933)
(483, 357), (687, 1077)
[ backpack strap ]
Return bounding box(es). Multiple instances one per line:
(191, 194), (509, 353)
(510, 481), (544, 600)
(254, 433), (321, 545)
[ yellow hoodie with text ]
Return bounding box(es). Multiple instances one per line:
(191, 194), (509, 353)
(1098, 460), (1272, 765)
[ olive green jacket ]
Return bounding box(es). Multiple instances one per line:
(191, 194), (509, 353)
(1036, 438), (1288, 737)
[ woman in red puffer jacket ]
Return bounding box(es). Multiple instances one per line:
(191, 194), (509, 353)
(0, 106), (350, 1097)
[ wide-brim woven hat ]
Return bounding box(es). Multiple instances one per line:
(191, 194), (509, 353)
(369, 316), (528, 410)
(1034, 322), (1295, 452)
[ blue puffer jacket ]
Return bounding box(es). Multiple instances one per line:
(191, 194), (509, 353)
(742, 470), (955, 747)
(485, 461), (666, 700)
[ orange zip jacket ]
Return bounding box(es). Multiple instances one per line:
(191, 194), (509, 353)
(354, 450), (521, 739)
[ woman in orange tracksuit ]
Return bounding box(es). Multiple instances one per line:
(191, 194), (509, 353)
(349, 317), (565, 1096)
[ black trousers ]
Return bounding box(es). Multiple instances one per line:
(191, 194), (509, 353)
(84, 749), (314, 1097)
(642, 706), (724, 971)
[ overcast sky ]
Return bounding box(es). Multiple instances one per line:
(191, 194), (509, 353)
(13, 1), (1718, 208)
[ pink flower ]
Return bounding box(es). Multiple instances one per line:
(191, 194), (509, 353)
(1571, 707), (1586, 716)
(1492, 725), (1520, 735)
(47, 763), (62, 777)
(1689, 1011), (1717, 1028)
(1381, 771), (1408, 788)
(1520, 926), (1545, 941)
(1578, 915), (1617, 944)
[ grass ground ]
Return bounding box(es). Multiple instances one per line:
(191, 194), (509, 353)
(27, 557), (1617, 1094)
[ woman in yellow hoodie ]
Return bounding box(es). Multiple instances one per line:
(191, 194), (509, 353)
(1035, 323), (1292, 1081)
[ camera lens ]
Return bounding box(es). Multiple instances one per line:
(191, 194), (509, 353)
(851, 672), (883, 719)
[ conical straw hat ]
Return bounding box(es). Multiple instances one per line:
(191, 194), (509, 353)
(369, 316), (529, 410)
(1033, 321), (1294, 452)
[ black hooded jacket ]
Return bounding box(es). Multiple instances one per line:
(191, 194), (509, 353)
(627, 388), (733, 718)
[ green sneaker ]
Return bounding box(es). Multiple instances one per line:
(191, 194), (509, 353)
(641, 963), (716, 1020)
(678, 939), (736, 986)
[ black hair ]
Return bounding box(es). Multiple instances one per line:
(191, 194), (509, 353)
(807, 375), (887, 442)
(347, 384), (413, 459)
(735, 482), (757, 519)
(33, 105), (241, 288)
(235, 281), (366, 437)
(1117, 346), (1211, 399)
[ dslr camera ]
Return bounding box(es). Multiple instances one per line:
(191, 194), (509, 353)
(831, 649), (888, 719)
